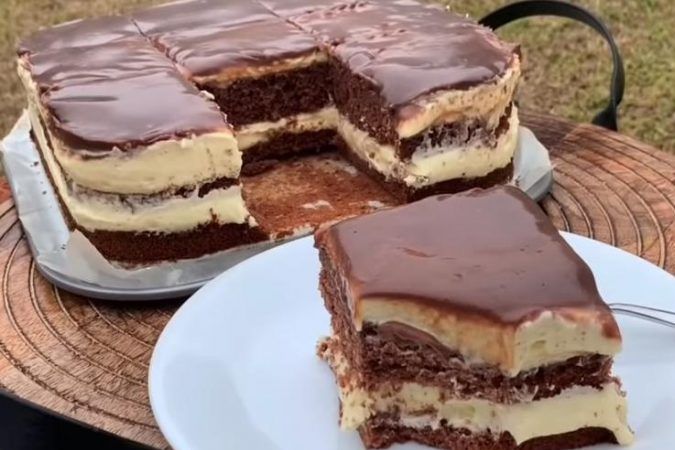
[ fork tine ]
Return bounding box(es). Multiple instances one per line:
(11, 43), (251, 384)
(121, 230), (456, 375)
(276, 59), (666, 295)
(608, 303), (675, 317)
(610, 307), (675, 329)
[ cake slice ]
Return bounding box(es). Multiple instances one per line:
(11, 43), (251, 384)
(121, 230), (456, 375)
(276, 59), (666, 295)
(17, 18), (262, 263)
(315, 186), (633, 449)
(134, 0), (337, 173)
(294, 0), (520, 201)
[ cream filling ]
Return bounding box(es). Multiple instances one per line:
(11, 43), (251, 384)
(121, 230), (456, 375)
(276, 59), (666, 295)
(396, 59), (521, 138)
(337, 107), (518, 188)
(28, 101), (254, 233)
(194, 51), (328, 87)
(323, 343), (632, 446)
(18, 62), (242, 195)
(236, 106), (337, 151)
(340, 382), (632, 446)
(54, 133), (242, 195)
(357, 298), (621, 376)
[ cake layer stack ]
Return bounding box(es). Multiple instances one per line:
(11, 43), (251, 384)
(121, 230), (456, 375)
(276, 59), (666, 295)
(295, 1), (520, 199)
(18, 0), (522, 262)
(315, 186), (633, 449)
(17, 17), (261, 262)
(133, 0), (337, 174)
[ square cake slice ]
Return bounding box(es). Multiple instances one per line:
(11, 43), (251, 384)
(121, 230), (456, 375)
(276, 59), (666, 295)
(17, 17), (263, 263)
(321, 1), (520, 200)
(134, 0), (336, 173)
(315, 186), (633, 449)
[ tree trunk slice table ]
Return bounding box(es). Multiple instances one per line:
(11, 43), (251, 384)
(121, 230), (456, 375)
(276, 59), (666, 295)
(0, 111), (674, 449)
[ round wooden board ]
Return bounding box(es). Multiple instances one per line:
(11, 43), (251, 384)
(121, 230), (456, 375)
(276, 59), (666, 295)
(1, 112), (675, 449)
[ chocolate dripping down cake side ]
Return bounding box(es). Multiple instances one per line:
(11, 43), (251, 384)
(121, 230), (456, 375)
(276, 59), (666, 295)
(315, 186), (633, 450)
(16, 18), (263, 263)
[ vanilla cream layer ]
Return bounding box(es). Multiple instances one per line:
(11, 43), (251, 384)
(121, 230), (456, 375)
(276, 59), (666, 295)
(321, 342), (632, 446)
(356, 297), (621, 376)
(236, 106), (337, 151)
(18, 62), (242, 195)
(194, 51), (328, 87)
(55, 132), (242, 195)
(344, 383), (632, 446)
(396, 58), (521, 138)
(337, 108), (518, 188)
(28, 102), (254, 233)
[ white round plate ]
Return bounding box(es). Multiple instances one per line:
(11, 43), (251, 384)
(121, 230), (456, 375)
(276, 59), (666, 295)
(150, 233), (675, 450)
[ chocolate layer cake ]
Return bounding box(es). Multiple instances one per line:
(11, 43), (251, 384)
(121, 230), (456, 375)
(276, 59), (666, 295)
(17, 18), (262, 262)
(315, 186), (633, 449)
(133, 0), (336, 169)
(18, 0), (523, 262)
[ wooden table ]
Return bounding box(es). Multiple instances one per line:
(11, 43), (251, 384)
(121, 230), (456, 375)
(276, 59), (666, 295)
(0, 111), (674, 449)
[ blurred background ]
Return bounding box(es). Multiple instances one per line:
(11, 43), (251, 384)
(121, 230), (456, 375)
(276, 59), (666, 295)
(1, 0), (673, 151)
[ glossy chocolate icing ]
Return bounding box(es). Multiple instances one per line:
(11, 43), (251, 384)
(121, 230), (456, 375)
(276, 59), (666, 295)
(27, 47), (229, 152)
(133, 0), (319, 77)
(291, 0), (449, 44)
(316, 186), (618, 332)
(18, 16), (140, 56)
(45, 68), (230, 152)
(259, 0), (351, 17)
(133, 0), (272, 38)
(332, 9), (515, 106)
(27, 38), (174, 91)
(144, 18), (320, 78)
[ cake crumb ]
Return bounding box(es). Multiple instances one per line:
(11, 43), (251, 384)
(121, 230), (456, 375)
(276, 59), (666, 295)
(302, 200), (332, 210)
(367, 200), (387, 209)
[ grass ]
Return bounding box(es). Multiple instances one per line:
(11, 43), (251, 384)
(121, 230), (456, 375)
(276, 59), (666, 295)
(1, 0), (674, 151)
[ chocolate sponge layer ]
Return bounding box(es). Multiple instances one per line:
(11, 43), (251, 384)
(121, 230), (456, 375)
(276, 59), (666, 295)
(204, 63), (332, 126)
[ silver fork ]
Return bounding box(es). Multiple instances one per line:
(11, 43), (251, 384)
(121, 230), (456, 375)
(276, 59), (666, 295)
(608, 303), (675, 329)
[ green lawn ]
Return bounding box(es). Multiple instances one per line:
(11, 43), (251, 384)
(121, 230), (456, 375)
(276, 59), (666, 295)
(2, 0), (674, 151)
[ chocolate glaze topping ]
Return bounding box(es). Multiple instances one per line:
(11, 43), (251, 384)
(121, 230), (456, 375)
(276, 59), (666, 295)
(19, 11), (231, 152)
(134, 0), (317, 77)
(316, 186), (619, 335)
(332, 14), (516, 106)
(133, 0), (272, 39)
(46, 68), (230, 152)
(18, 16), (140, 56)
(292, 0), (449, 44)
(26, 38), (173, 91)
(147, 19), (320, 78)
(258, 0), (351, 17)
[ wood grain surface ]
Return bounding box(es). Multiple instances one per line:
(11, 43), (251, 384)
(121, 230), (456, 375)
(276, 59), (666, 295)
(1, 111), (674, 449)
